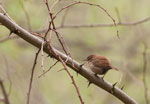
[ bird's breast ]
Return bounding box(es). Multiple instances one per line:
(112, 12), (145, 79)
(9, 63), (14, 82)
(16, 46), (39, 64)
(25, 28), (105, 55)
(88, 62), (104, 75)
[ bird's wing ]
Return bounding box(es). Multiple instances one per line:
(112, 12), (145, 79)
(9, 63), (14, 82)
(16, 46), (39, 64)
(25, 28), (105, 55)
(92, 58), (110, 68)
(93, 56), (119, 71)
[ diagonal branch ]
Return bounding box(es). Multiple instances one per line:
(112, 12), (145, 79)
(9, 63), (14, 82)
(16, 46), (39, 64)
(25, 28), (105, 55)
(27, 49), (41, 104)
(0, 35), (19, 43)
(0, 13), (137, 104)
(38, 60), (59, 78)
(43, 1), (83, 103)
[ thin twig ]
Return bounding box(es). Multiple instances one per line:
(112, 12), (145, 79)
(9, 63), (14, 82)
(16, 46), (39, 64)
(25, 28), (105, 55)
(50, 0), (60, 12)
(48, 23), (53, 42)
(47, 43), (84, 104)
(52, 29), (72, 58)
(0, 35), (19, 43)
(27, 48), (41, 104)
(43, 1), (84, 103)
(30, 32), (44, 38)
(60, 7), (71, 26)
(142, 43), (150, 104)
(44, 0), (73, 62)
(0, 4), (12, 21)
(34, 17), (150, 33)
(38, 60), (59, 78)
(43, 0), (60, 42)
(56, 16), (150, 28)
(41, 41), (45, 73)
(57, 68), (65, 72)
(0, 79), (10, 104)
(115, 8), (121, 23)
(52, 0), (119, 38)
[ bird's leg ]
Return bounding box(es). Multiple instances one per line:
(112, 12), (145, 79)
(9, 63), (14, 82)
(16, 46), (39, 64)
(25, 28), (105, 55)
(110, 82), (118, 94)
(102, 74), (105, 80)
(101, 74), (106, 80)
(94, 73), (99, 78)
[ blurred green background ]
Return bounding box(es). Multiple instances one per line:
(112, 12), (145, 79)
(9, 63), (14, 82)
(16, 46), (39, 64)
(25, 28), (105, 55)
(0, 0), (150, 104)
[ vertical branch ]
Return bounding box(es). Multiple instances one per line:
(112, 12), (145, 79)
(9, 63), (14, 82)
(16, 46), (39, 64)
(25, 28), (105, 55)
(41, 41), (45, 72)
(44, 0), (73, 60)
(115, 8), (121, 23)
(0, 79), (10, 104)
(43, 0), (60, 42)
(27, 48), (41, 104)
(142, 43), (149, 104)
(42, 1), (84, 103)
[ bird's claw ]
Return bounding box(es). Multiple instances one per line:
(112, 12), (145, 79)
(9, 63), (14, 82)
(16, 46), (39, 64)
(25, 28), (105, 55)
(94, 74), (99, 78)
(101, 75), (105, 80)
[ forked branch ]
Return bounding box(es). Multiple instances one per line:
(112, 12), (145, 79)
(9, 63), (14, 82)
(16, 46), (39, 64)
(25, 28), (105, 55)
(0, 13), (137, 104)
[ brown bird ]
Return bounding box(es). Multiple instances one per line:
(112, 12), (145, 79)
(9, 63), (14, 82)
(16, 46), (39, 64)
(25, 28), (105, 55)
(84, 54), (118, 79)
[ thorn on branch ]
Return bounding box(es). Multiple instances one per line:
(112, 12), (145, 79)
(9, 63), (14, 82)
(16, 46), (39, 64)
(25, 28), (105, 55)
(3, 12), (6, 16)
(27, 48), (41, 104)
(12, 28), (21, 34)
(8, 31), (13, 36)
(87, 81), (92, 87)
(110, 82), (118, 94)
(80, 63), (84, 68)
(121, 85), (124, 90)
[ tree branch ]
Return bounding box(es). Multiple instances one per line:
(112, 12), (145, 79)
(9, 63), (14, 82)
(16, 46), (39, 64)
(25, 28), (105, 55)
(27, 49), (41, 104)
(0, 13), (137, 104)
(0, 35), (19, 43)
(34, 17), (150, 33)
